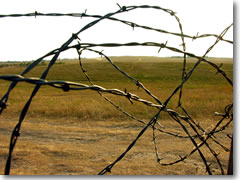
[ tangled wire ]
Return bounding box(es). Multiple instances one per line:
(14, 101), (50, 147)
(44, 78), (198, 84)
(0, 4), (233, 175)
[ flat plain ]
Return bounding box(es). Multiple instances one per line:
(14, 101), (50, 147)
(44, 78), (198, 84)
(0, 56), (233, 175)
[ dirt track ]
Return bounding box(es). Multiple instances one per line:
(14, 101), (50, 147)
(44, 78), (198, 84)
(0, 116), (232, 175)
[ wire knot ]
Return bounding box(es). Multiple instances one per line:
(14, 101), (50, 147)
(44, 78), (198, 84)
(122, 6), (127, 12)
(76, 41), (81, 51)
(117, 3), (127, 12)
(125, 88), (133, 104)
(0, 101), (7, 110)
(160, 43), (166, 48)
(14, 131), (21, 137)
(131, 23), (135, 30)
(158, 41), (167, 53)
(192, 32), (199, 41)
(106, 166), (111, 173)
(170, 11), (176, 16)
(216, 63), (223, 74)
(72, 33), (81, 41)
(136, 80), (142, 89)
(62, 84), (70, 92)
(34, 11), (38, 18)
(81, 9), (87, 18)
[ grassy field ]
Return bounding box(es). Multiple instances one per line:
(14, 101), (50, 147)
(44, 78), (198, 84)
(0, 56), (233, 175)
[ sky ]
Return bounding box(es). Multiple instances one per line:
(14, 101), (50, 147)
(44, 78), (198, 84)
(0, 0), (233, 61)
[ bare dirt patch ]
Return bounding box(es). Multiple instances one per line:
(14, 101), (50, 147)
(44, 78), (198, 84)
(0, 116), (232, 175)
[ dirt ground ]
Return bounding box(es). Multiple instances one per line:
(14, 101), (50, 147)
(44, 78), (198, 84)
(0, 115), (232, 175)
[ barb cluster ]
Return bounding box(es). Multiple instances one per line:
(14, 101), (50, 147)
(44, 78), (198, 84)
(0, 4), (233, 175)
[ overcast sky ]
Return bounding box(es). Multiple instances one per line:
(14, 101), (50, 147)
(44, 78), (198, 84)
(0, 0), (233, 61)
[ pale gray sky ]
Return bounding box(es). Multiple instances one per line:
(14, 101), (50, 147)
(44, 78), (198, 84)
(0, 0), (233, 61)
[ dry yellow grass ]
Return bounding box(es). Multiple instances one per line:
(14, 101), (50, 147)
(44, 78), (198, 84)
(0, 57), (233, 175)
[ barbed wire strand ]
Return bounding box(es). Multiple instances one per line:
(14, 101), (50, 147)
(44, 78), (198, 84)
(76, 48), (195, 141)
(160, 104), (232, 166)
(0, 4), (233, 175)
(3, 5), (137, 175)
(98, 110), (161, 175)
(0, 10), (233, 44)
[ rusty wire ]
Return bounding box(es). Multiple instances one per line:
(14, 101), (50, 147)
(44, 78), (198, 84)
(0, 4), (233, 175)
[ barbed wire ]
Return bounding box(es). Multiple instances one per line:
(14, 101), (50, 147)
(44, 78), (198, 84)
(0, 4), (233, 175)
(0, 10), (233, 44)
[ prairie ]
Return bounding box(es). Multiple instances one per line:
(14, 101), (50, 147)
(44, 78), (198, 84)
(0, 56), (233, 175)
